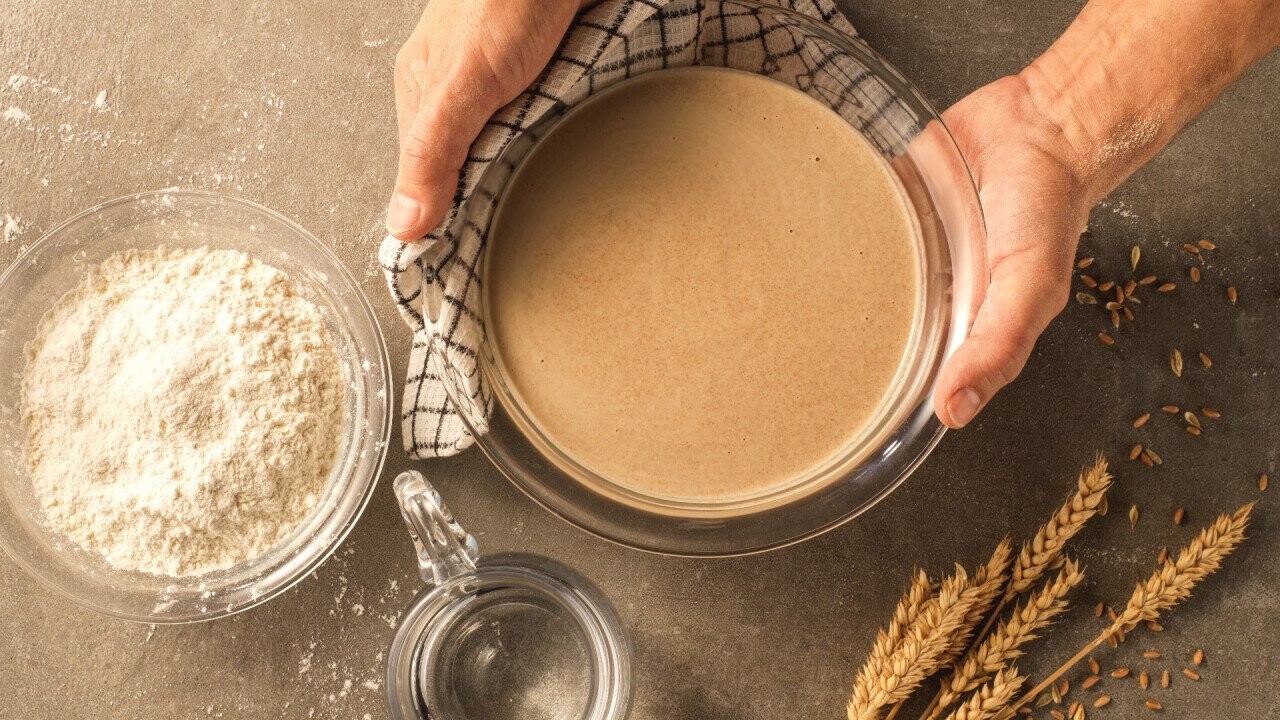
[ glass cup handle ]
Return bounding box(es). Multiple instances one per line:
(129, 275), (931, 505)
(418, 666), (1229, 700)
(393, 470), (480, 586)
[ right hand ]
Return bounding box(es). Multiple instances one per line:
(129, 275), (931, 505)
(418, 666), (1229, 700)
(387, 0), (590, 241)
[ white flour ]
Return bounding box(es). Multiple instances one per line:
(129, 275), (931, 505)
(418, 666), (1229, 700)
(21, 246), (346, 576)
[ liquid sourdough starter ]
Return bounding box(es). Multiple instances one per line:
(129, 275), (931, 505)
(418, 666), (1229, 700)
(486, 67), (920, 509)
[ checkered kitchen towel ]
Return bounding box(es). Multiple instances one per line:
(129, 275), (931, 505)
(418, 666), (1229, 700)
(379, 0), (922, 458)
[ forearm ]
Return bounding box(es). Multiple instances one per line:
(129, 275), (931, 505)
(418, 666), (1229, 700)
(1022, 0), (1280, 202)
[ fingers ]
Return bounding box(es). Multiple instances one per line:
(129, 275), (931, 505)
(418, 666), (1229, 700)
(387, 76), (500, 241)
(933, 207), (1080, 429)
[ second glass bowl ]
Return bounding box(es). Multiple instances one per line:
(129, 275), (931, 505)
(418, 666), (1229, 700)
(0, 191), (392, 621)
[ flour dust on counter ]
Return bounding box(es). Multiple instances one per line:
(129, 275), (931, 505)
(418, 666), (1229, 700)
(21, 246), (346, 576)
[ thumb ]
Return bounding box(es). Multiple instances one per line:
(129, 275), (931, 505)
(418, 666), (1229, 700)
(933, 212), (1080, 429)
(387, 81), (500, 241)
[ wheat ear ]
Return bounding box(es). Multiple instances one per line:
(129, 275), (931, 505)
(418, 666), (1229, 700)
(884, 539), (1013, 720)
(933, 559), (1083, 715)
(1008, 457), (1111, 597)
(942, 668), (1024, 720)
(995, 503), (1253, 720)
(849, 568), (982, 720)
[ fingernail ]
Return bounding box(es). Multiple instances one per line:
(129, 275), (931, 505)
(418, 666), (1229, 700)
(946, 386), (983, 428)
(386, 193), (423, 236)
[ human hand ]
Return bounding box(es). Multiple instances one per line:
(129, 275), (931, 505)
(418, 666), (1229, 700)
(931, 76), (1092, 429)
(387, 0), (589, 240)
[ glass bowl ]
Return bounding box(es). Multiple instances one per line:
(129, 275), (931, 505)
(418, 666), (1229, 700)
(440, 0), (986, 555)
(0, 190), (392, 622)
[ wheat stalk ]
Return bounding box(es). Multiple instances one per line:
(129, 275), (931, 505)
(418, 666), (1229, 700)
(1112, 502), (1253, 633)
(1008, 457), (1111, 597)
(940, 538), (1013, 666)
(849, 568), (983, 720)
(933, 559), (1083, 715)
(942, 668), (1024, 720)
(994, 503), (1253, 720)
(884, 540), (1013, 720)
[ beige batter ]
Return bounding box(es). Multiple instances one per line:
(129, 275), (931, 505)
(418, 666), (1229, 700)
(486, 67), (919, 503)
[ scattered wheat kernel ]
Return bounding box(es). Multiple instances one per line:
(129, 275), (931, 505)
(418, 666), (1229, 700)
(1260, 473), (1269, 492)
(1037, 691), (1055, 708)
(1083, 675), (1101, 690)
(1140, 671), (1150, 689)
(1156, 547), (1169, 565)
(1173, 507), (1186, 525)
(1146, 621), (1165, 632)
(1184, 411), (1201, 428)
(1081, 275), (1099, 288)
(1193, 649), (1204, 666)
(1099, 280), (1115, 292)
(1094, 603), (1105, 618)
(1128, 293), (1142, 305)
(1170, 349), (1183, 377)
(1050, 709), (1066, 720)
(1129, 444), (1144, 461)
(1116, 628), (1128, 644)
(1052, 683), (1062, 705)
(1078, 257), (1096, 269)
(1161, 670), (1171, 688)
(1115, 286), (1125, 303)
(1145, 699), (1163, 711)
(1146, 448), (1163, 465)
(1106, 301), (1123, 311)
(1190, 266), (1202, 283)
(1157, 282), (1177, 292)
(1140, 275), (1158, 285)
(1107, 635), (1118, 648)
(1071, 702), (1085, 720)
(1199, 238), (1217, 250)
(1076, 292), (1098, 305)
(1133, 413), (1151, 428)
(1183, 243), (1201, 254)
(1059, 679), (1070, 697)
(1199, 352), (1212, 368)
(1129, 505), (1140, 529)
(1094, 696), (1111, 709)
(1111, 667), (1131, 679)
(1140, 451), (1154, 468)
(1131, 245), (1141, 269)
(1201, 407), (1221, 419)
(1227, 286), (1238, 304)
(1017, 707), (1033, 716)
(1143, 650), (1162, 660)
(1124, 306), (1135, 321)
(1125, 279), (1138, 296)
(1186, 426), (1201, 437)
(1161, 405), (1180, 413)
(1111, 310), (1121, 328)
(1183, 668), (1201, 681)
(1098, 332), (1115, 346)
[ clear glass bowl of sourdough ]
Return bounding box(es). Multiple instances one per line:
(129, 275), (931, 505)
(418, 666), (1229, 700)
(0, 191), (392, 622)
(442, 0), (986, 556)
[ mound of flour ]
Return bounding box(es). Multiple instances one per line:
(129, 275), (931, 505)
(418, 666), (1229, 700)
(21, 246), (346, 576)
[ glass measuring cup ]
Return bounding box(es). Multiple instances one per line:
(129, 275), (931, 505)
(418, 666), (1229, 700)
(386, 471), (632, 720)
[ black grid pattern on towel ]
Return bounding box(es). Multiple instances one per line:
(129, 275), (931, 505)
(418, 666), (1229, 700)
(378, 0), (921, 459)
